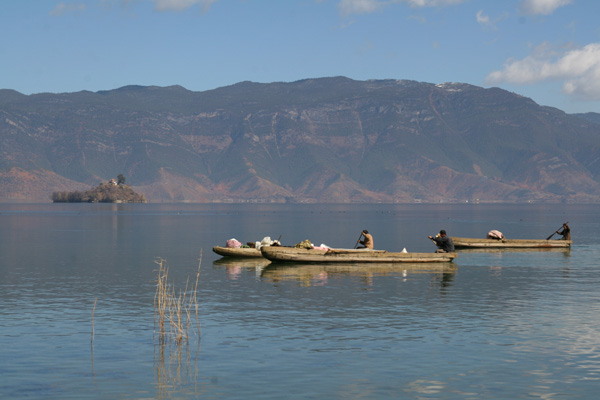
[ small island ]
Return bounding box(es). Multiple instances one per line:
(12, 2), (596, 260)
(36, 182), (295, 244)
(51, 174), (147, 203)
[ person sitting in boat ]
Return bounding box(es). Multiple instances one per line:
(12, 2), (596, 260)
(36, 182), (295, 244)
(556, 223), (570, 240)
(357, 230), (374, 249)
(429, 230), (455, 253)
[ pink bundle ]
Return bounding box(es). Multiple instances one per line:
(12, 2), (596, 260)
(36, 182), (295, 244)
(226, 238), (242, 248)
(487, 230), (504, 240)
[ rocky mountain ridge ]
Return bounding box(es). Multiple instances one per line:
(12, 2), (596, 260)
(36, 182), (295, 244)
(1, 77), (599, 203)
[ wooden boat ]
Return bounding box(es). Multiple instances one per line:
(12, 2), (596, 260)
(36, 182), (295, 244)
(450, 237), (572, 249)
(455, 247), (571, 254)
(212, 246), (263, 258)
(261, 246), (457, 263)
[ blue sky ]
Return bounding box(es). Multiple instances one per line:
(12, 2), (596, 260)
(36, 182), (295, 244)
(1, 0), (600, 113)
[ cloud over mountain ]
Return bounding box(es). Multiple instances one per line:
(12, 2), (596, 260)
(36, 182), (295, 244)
(486, 42), (600, 101)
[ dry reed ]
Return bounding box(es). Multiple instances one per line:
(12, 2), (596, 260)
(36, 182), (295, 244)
(91, 297), (98, 343)
(154, 252), (202, 345)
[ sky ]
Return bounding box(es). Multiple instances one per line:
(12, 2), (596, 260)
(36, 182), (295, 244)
(1, 0), (600, 113)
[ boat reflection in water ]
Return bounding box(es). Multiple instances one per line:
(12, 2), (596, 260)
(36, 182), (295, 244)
(213, 257), (272, 279)
(260, 262), (457, 287)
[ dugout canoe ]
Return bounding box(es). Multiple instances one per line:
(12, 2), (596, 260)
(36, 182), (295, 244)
(455, 247), (571, 254)
(212, 246), (263, 258)
(450, 237), (572, 249)
(260, 246), (456, 263)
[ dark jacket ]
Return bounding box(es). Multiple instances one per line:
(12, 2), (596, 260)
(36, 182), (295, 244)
(557, 226), (571, 240)
(433, 235), (455, 252)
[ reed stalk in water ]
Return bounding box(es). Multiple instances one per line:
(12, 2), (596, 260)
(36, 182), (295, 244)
(91, 297), (98, 343)
(154, 255), (201, 345)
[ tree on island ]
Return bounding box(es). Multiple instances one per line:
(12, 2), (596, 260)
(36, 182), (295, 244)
(51, 176), (146, 203)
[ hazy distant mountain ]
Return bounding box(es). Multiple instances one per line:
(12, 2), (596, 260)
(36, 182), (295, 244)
(1, 77), (599, 203)
(572, 112), (600, 125)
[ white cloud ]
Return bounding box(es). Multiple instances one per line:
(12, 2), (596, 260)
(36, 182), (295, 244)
(486, 43), (600, 100)
(518, 0), (573, 16)
(406, 0), (464, 6)
(338, 0), (466, 16)
(408, 14), (427, 24)
(476, 10), (508, 30)
(476, 10), (490, 25)
(50, 2), (87, 16)
(338, 0), (383, 15)
(151, 0), (218, 12)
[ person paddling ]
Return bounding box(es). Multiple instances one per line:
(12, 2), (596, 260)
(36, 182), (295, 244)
(428, 230), (455, 253)
(556, 223), (571, 240)
(357, 229), (374, 249)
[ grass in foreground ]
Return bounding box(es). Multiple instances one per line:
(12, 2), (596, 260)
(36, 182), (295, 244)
(154, 255), (201, 345)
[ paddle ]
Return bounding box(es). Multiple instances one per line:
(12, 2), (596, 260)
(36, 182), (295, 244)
(546, 222), (568, 240)
(353, 232), (364, 249)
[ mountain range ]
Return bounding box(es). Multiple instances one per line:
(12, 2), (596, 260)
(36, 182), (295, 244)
(1, 76), (599, 203)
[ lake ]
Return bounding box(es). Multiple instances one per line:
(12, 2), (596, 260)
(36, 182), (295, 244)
(1, 202), (599, 399)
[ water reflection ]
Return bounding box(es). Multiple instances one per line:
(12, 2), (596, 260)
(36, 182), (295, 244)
(403, 380), (447, 396)
(213, 258), (272, 269)
(3, 203), (599, 399)
(154, 342), (201, 399)
(261, 262), (457, 287)
(488, 265), (503, 277)
(433, 270), (456, 290)
(213, 258), (272, 280)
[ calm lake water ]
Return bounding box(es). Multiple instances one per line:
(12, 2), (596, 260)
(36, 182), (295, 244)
(1, 202), (599, 399)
